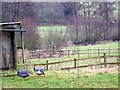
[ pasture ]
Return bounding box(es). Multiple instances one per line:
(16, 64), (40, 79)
(1, 2), (119, 89)
(25, 41), (119, 65)
(0, 41), (119, 88)
(63, 41), (119, 50)
(37, 26), (67, 38)
(1, 67), (118, 88)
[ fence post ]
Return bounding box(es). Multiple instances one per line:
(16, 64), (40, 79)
(39, 49), (41, 58)
(68, 50), (70, 58)
(88, 48), (89, 57)
(98, 48), (100, 57)
(109, 48), (110, 56)
(78, 50), (79, 58)
(21, 32), (25, 64)
(60, 50), (61, 57)
(62, 50), (64, 57)
(103, 53), (107, 68)
(46, 60), (48, 70)
(98, 48), (100, 63)
(74, 58), (77, 68)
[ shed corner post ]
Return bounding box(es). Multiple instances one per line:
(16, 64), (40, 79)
(13, 32), (18, 69)
(21, 32), (25, 64)
(0, 30), (2, 69)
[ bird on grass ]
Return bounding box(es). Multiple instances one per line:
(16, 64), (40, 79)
(17, 69), (30, 78)
(34, 67), (45, 75)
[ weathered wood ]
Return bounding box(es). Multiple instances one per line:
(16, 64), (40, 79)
(109, 48), (110, 55)
(0, 29), (25, 32)
(18, 55), (119, 67)
(88, 48), (89, 57)
(60, 50), (62, 57)
(98, 48), (100, 57)
(0, 22), (25, 69)
(0, 31), (2, 69)
(74, 58), (77, 68)
(61, 62), (120, 70)
(15, 39), (18, 69)
(28, 48), (118, 59)
(2, 32), (13, 69)
(10, 32), (15, 68)
(21, 32), (25, 64)
(68, 50), (70, 57)
(98, 48), (100, 63)
(104, 53), (107, 67)
(19, 56), (118, 69)
(46, 60), (48, 70)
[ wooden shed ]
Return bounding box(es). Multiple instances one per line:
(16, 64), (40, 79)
(0, 22), (25, 70)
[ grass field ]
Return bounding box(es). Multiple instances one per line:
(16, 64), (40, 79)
(1, 69), (118, 88)
(0, 41), (119, 88)
(25, 41), (119, 65)
(37, 26), (67, 38)
(63, 41), (119, 50)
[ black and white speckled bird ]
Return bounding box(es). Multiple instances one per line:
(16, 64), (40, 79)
(17, 69), (30, 78)
(34, 67), (45, 75)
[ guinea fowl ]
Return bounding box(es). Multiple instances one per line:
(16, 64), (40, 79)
(17, 69), (30, 78)
(34, 67), (45, 75)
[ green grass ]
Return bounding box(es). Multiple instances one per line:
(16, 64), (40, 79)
(1, 70), (118, 88)
(1, 42), (119, 88)
(37, 26), (67, 38)
(37, 26), (67, 30)
(0, 66), (30, 75)
(25, 41), (119, 67)
(26, 55), (118, 65)
(63, 41), (119, 50)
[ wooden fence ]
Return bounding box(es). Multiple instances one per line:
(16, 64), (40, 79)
(61, 62), (120, 70)
(27, 48), (119, 59)
(2, 48), (119, 75)
(18, 52), (119, 70)
(1, 51), (119, 77)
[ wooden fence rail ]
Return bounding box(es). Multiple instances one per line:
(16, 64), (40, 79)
(27, 48), (119, 59)
(18, 54), (119, 70)
(29, 48), (119, 53)
(61, 62), (120, 70)
(1, 54), (119, 77)
(1, 62), (119, 77)
(18, 56), (103, 66)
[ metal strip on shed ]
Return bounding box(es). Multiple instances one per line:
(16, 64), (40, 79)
(0, 22), (21, 26)
(0, 29), (26, 32)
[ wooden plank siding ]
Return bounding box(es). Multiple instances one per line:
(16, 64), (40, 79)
(2, 32), (13, 69)
(0, 31), (2, 69)
(0, 22), (25, 70)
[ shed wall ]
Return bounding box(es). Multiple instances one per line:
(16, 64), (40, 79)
(0, 31), (2, 69)
(2, 31), (14, 69)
